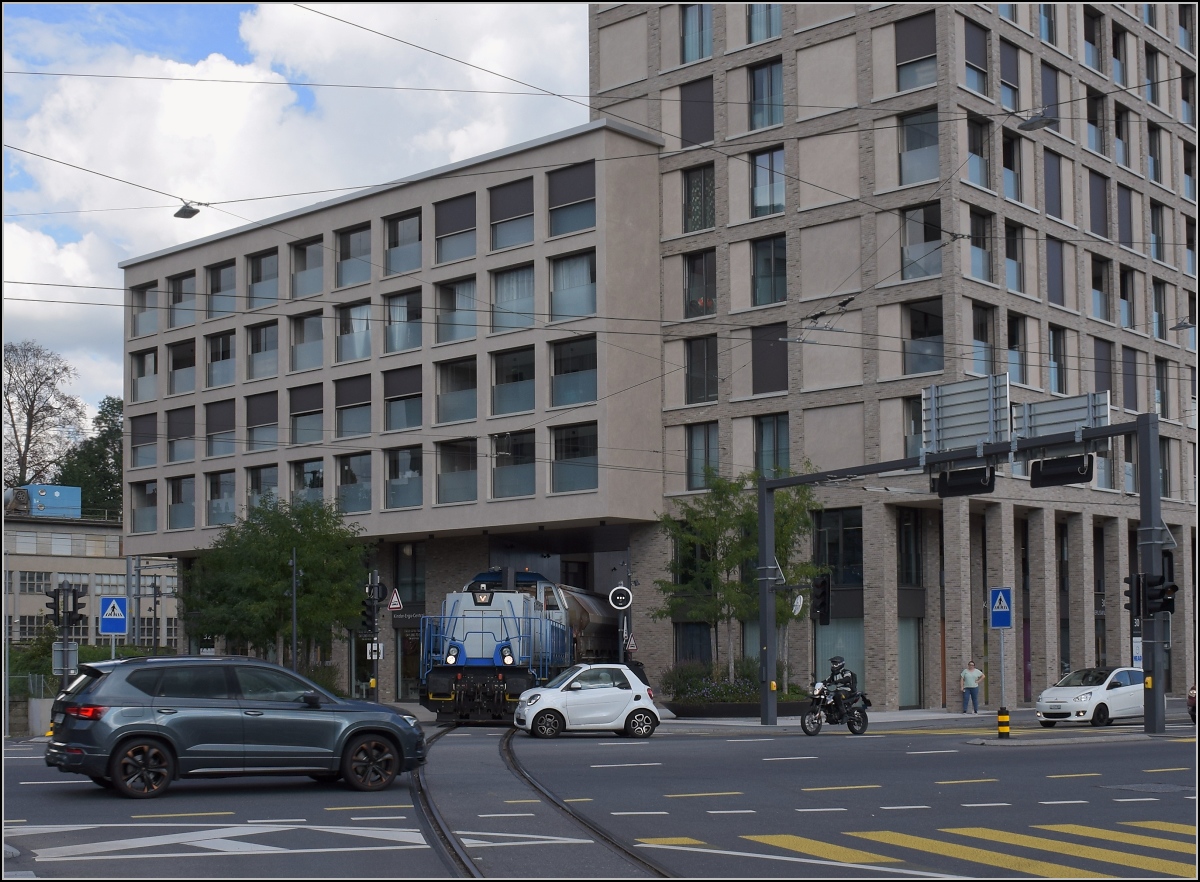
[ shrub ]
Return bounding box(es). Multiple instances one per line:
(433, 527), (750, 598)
(660, 657), (807, 703)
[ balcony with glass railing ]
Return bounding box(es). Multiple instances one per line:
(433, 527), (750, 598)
(1115, 138), (1129, 167)
(131, 445), (156, 468)
(207, 498), (236, 526)
(246, 278), (276, 310)
(967, 154), (988, 188)
(338, 483), (371, 513)
(551, 283), (596, 321)
(904, 434), (921, 459)
(494, 463), (535, 498)
(385, 322), (421, 353)
(900, 146), (938, 184)
(169, 367), (194, 395)
(551, 370), (597, 407)
(493, 296), (535, 331)
(132, 310), (157, 337)
(386, 242), (421, 275)
(292, 487), (323, 506)
(751, 181), (785, 215)
(247, 425), (277, 451)
(336, 257), (370, 288)
(386, 476), (421, 508)
(208, 291), (235, 318)
(1094, 454), (1113, 489)
(1007, 349), (1027, 385)
(1124, 461), (1138, 493)
(552, 457), (598, 493)
(1088, 123), (1103, 155)
(169, 296), (195, 328)
(437, 389), (476, 423)
(132, 374), (157, 402)
(1185, 174), (1195, 201)
(292, 266), (322, 299)
(336, 330), (370, 362)
(386, 397), (421, 431)
(248, 489), (276, 511)
(903, 336), (944, 374)
(1006, 258), (1023, 292)
(901, 241), (942, 280)
(437, 470), (476, 504)
(971, 246), (992, 282)
(1092, 288), (1110, 321)
(1049, 361), (1065, 394)
(1085, 41), (1101, 71)
(493, 380), (534, 415)
(292, 340), (322, 371)
(1003, 168), (1020, 201)
(436, 310), (474, 344)
(132, 506), (157, 533)
(248, 349), (277, 380)
(972, 341), (993, 375)
(1120, 299), (1133, 327)
(207, 359), (234, 387)
(167, 502), (194, 530)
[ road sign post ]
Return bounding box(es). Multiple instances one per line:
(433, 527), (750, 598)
(990, 587), (1013, 739)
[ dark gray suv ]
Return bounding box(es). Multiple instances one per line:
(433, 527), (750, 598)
(44, 656), (426, 798)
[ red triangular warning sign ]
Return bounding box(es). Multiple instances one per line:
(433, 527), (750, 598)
(388, 589), (403, 611)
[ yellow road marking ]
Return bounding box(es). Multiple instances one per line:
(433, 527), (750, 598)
(1122, 821), (1196, 836)
(943, 827), (1196, 877)
(1142, 767), (1189, 772)
(664, 791), (743, 798)
(936, 778), (998, 784)
(323, 804), (412, 811)
(639, 837), (706, 846)
(504, 799), (541, 803)
(1035, 824), (1196, 855)
(800, 784), (882, 792)
(847, 831), (1108, 878)
(130, 811), (235, 819)
(1168, 737), (1195, 743)
(1047, 773), (1101, 778)
(563, 798), (592, 803)
(744, 834), (901, 864)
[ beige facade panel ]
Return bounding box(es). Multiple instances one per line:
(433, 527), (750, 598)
(876, 301), (904, 379)
(797, 129), (859, 209)
(801, 311), (863, 391)
(799, 217), (861, 297)
(728, 155), (750, 225)
(659, 4), (680, 71)
(603, 97), (650, 130)
(803, 401), (864, 471)
(796, 35), (858, 121)
(661, 169), (683, 237)
(875, 114), (900, 192)
(598, 13), (649, 91)
(728, 240), (751, 312)
(659, 85), (682, 150)
(871, 21), (897, 101)
(726, 65), (749, 139)
(795, 4), (855, 33)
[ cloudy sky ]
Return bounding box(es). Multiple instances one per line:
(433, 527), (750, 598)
(3, 3), (589, 420)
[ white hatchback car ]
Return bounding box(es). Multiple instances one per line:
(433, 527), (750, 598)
(1035, 667), (1145, 727)
(514, 663), (659, 738)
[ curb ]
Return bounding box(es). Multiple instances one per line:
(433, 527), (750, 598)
(967, 734), (1153, 746)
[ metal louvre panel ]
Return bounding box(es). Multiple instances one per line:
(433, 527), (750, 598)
(1089, 171), (1108, 235)
(384, 365), (422, 398)
(964, 20), (988, 70)
(751, 323), (788, 395)
(129, 414), (157, 448)
(894, 12), (936, 64)
(290, 383), (323, 415)
(680, 77), (714, 147)
(166, 407), (194, 440)
(1000, 39), (1018, 83)
(434, 193), (476, 236)
(205, 399), (235, 434)
(922, 375), (1010, 454)
(335, 374), (371, 407)
(1012, 392), (1111, 438)
(245, 391), (278, 427)
(489, 178), (533, 223)
(548, 161), (595, 208)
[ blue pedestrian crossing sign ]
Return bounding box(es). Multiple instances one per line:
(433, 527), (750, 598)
(989, 587), (1013, 630)
(99, 596), (128, 635)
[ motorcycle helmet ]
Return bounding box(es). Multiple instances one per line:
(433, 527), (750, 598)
(829, 656), (845, 674)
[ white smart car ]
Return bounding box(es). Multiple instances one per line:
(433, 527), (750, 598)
(1035, 666), (1145, 727)
(514, 663), (659, 738)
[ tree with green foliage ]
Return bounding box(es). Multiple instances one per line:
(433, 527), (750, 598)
(180, 497), (370, 666)
(57, 396), (123, 519)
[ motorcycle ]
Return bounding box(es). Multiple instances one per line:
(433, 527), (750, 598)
(801, 677), (871, 735)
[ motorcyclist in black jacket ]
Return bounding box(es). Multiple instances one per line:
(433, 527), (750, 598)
(827, 656), (856, 721)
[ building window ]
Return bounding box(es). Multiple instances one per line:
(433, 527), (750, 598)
(1185, 147), (1196, 202)
(1152, 280), (1168, 339)
(685, 336), (718, 403)
(1089, 171), (1109, 239)
(386, 211), (421, 274)
(1158, 438), (1171, 499)
(752, 323), (787, 394)
(747, 3), (781, 43)
(207, 263), (236, 318)
(1123, 433), (1138, 492)
(336, 302), (371, 362)
(291, 312), (323, 371)
(1000, 40), (1019, 110)
(1117, 185), (1134, 249)
(207, 471), (236, 526)
(1182, 73), (1195, 127)
(683, 164), (716, 232)
(547, 161), (596, 237)
(966, 118), (990, 189)
(1049, 326), (1067, 394)
(247, 322), (278, 380)
(205, 399), (235, 457)
(1144, 48), (1160, 106)
(385, 291), (421, 353)
(1094, 337), (1114, 395)
(903, 396), (922, 458)
(680, 77), (715, 147)
(754, 413), (788, 479)
(492, 347), (535, 415)
(680, 4), (712, 63)
(749, 60), (783, 130)
(750, 146), (785, 216)
(1122, 346), (1140, 411)
(435, 278), (476, 344)
(168, 272), (196, 328)
(1086, 91), (1106, 155)
(1039, 4), (1057, 45)
(1147, 125), (1163, 184)
(971, 303), (994, 374)
(1091, 257), (1112, 322)
(289, 383), (323, 446)
(293, 458), (324, 506)
(385, 447), (422, 509)
(1007, 313), (1027, 385)
(969, 210), (993, 283)
(129, 414), (156, 468)
(964, 19), (988, 94)
(166, 407), (195, 462)
(752, 236), (786, 306)
(998, 4), (1017, 23)
(1182, 5), (1195, 52)
(248, 250), (278, 309)
(131, 349), (157, 402)
(435, 193), (476, 263)
(337, 452), (371, 513)
(334, 375), (371, 438)
(437, 438), (477, 504)
(1143, 3), (1158, 29)
(206, 332), (235, 388)
(493, 264), (535, 331)
(383, 365), (422, 431)
(131, 284), (157, 337)
(901, 203), (942, 279)
(1046, 237), (1065, 306)
(899, 111), (938, 186)
(551, 423), (598, 493)
(131, 481), (157, 533)
(18, 571), (51, 594)
(686, 422), (719, 490)
(1115, 106), (1131, 167)
(484, 179), (535, 251)
(1113, 27), (1129, 87)
(895, 12), (936, 91)
(167, 476), (195, 530)
(897, 508), (922, 587)
(246, 391), (278, 452)
(550, 251), (596, 320)
(292, 238), (324, 298)
(493, 430), (535, 498)
(336, 225), (371, 287)
(1119, 268), (1136, 328)
(437, 357), (477, 424)
(1002, 133), (1022, 202)
(1083, 9), (1103, 72)
(551, 336), (597, 407)
(904, 298), (944, 374)
(1149, 203), (1165, 262)
(1044, 150), (1062, 218)
(1004, 224), (1025, 292)
(685, 249), (717, 317)
(1041, 63), (1060, 132)
(815, 507), (863, 586)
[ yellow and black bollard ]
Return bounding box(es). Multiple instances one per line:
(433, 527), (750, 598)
(997, 706), (1010, 739)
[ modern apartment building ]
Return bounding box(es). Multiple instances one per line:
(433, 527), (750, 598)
(121, 4), (1195, 708)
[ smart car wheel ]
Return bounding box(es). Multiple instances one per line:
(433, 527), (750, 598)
(110, 737), (174, 799)
(625, 709), (657, 738)
(1039, 720), (1056, 728)
(1090, 704), (1110, 727)
(341, 734), (399, 791)
(532, 710), (564, 738)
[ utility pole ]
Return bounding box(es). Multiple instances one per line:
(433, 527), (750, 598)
(1136, 413), (1167, 735)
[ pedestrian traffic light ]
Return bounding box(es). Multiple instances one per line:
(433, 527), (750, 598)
(810, 575), (831, 627)
(44, 589), (62, 627)
(360, 597), (377, 635)
(1145, 551), (1178, 616)
(1122, 573), (1142, 617)
(68, 587), (87, 628)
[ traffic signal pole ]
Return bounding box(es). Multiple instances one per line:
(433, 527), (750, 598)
(1136, 413), (1167, 735)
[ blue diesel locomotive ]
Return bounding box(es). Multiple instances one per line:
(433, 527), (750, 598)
(419, 570), (623, 721)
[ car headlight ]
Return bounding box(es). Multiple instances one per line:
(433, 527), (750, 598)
(1072, 691), (1092, 703)
(525, 694), (541, 707)
(400, 714), (421, 729)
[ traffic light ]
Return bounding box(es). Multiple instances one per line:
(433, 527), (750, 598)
(360, 596), (377, 636)
(1145, 551), (1178, 616)
(68, 587), (87, 628)
(44, 589), (62, 627)
(810, 575), (831, 627)
(1122, 573), (1143, 618)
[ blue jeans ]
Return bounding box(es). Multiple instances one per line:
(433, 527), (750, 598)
(962, 686), (979, 712)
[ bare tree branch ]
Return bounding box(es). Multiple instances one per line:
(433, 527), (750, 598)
(3, 340), (87, 488)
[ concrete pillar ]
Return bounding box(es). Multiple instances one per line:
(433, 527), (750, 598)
(921, 509), (944, 709)
(864, 503), (899, 709)
(1067, 512), (1096, 669)
(1168, 524), (1194, 696)
(1102, 517), (1130, 667)
(1027, 507), (1059, 696)
(629, 524), (676, 687)
(984, 501), (1019, 709)
(942, 497), (973, 711)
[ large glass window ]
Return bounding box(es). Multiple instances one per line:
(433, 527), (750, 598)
(904, 298), (944, 374)
(966, 118), (990, 189)
(385, 291), (421, 353)
(248, 251), (278, 309)
(749, 60), (783, 130)
(547, 162), (596, 237)
(246, 321), (278, 380)
(493, 430), (535, 498)
(895, 12), (936, 90)
(551, 337), (597, 407)
(490, 179), (533, 249)
(131, 350), (157, 402)
(168, 339), (195, 395)
(168, 273), (196, 328)
(492, 348), (535, 415)
(969, 210), (993, 283)
(1007, 314), (1027, 385)
(435, 193), (477, 263)
(553, 423), (598, 493)
(131, 284), (157, 337)
(385, 447), (422, 509)
(206, 332), (235, 388)
(685, 336), (718, 403)
(131, 481), (157, 533)
(815, 507), (863, 586)
(747, 4), (781, 43)
(1083, 9), (1103, 72)
(971, 303), (994, 375)
(683, 164), (715, 232)
(129, 414), (156, 468)
(437, 439), (477, 504)
(167, 476), (195, 531)
(206, 399), (235, 457)
(336, 302), (371, 362)
(964, 19), (988, 94)
(436, 278), (477, 343)
(338, 453), (372, 513)
(752, 236), (786, 305)
(437, 357), (477, 423)
(207, 471), (236, 526)
(384, 366), (422, 432)
(247, 465), (278, 511)
(754, 413), (789, 479)
(291, 312), (323, 372)
(386, 212), (421, 274)
(207, 263), (236, 318)
(750, 147), (785, 216)
(685, 250), (717, 317)
(550, 252), (596, 320)
(1049, 326), (1067, 394)
(292, 238), (324, 298)
(686, 422), (719, 490)
(336, 225), (371, 287)
(1087, 91), (1106, 155)
(335, 376), (371, 438)
(246, 391), (278, 452)
(1002, 133), (1022, 202)
(899, 110), (938, 184)
(290, 384), (323, 446)
(292, 458), (324, 506)
(680, 4), (712, 63)
(1091, 256), (1112, 322)
(1005, 223), (1024, 292)
(901, 203), (941, 279)
(493, 265), (535, 330)
(166, 407), (195, 462)
(1000, 40), (1019, 110)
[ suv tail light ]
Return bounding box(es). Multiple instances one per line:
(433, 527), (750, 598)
(65, 705), (107, 721)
